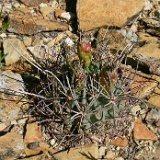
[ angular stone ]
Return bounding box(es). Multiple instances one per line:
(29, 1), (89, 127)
(53, 144), (99, 160)
(19, 0), (48, 7)
(8, 10), (68, 35)
(111, 137), (128, 148)
(133, 118), (158, 140)
(3, 38), (29, 65)
(77, 0), (145, 31)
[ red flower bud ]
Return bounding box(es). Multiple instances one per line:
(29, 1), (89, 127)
(80, 42), (91, 53)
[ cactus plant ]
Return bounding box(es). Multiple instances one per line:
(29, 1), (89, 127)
(28, 37), (133, 149)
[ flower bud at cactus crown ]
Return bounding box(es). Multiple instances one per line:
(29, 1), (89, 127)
(81, 42), (91, 52)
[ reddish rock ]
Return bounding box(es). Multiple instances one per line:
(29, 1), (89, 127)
(77, 0), (145, 31)
(133, 118), (158, 141)
(55, 9), (66, 19)
(19, 0), (48, 7)
(111, 137), (128, 148)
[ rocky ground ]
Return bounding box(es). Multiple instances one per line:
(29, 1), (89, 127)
(0, 0), (160, 159)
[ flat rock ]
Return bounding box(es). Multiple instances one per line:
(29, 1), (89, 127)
(77, 0), (145, 31)
(19, 0), (48, 7)
(8, 10), (68, 35)
(133, 118), (158, 140)
(53, 144), (99, 160)
(111, 137), (128, 148)
(3, 38), (29, 65)
(133, 43), (160, 59)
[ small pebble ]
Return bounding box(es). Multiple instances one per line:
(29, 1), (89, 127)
(50, 139), (56, 146)
(65, 37), (74, 47)
(27, 142), (40, 149)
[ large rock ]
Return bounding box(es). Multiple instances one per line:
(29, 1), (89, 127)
(8, 10), (68, 35)
(77, 0), (145, 31)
